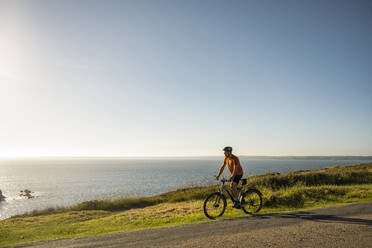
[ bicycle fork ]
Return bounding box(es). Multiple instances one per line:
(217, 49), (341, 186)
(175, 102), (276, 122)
(213, 186), (224, 207)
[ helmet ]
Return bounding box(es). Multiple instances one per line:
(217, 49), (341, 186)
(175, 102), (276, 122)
(223, 146), (232, 152)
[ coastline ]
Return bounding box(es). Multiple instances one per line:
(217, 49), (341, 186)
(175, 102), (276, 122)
(1, 162), (371, 247)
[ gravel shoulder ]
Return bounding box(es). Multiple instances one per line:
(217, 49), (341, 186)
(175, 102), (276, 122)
(8, 202), (372, 248)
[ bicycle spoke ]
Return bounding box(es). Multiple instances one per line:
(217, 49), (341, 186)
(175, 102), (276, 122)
(241, 189), (262, 214)
(203, 192), (226, 219)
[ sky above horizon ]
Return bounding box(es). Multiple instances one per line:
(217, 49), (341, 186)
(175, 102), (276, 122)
(0, 0), (371, 157)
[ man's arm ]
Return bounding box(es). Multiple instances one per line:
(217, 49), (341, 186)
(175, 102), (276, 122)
(216, 159), (226, 180)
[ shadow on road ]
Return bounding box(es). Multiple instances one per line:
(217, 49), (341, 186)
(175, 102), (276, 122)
(275, 211), (372, 226)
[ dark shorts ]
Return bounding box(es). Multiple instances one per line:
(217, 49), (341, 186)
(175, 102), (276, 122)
(232, 174), (243, 184)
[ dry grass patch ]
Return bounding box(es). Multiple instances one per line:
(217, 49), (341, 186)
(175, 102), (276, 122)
(112, 201), (203, 221)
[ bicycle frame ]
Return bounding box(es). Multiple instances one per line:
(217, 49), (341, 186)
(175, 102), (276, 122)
(218, 179), (238, 202)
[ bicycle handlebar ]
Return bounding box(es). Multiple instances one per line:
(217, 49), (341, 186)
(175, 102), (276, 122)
(218, 177), (230, 183)
(218, 177), (247, 184)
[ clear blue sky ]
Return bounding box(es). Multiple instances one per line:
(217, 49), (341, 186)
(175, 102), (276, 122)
(0, 0), (371, 157)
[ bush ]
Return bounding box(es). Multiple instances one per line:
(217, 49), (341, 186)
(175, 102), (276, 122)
(264, 187), (306, 208)
(246, 163), (372, 190)
(262, 185), (350, 208)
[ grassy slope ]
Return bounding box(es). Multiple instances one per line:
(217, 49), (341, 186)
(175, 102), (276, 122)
(1, 163), (372, 247)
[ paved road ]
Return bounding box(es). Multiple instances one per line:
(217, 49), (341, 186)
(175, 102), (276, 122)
(9, 202), (372, 248)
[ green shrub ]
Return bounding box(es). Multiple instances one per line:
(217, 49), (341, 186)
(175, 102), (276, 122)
(264, 187), (305, 207)
(246, 163), (372, 190)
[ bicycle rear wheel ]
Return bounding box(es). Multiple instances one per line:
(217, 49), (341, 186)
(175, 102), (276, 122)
(203, 192), (227, 219)
(241, 188), (263, 214)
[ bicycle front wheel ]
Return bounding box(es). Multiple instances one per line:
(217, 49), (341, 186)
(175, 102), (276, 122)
(203, 192), (227, 219)
(241, 188), (263, 214)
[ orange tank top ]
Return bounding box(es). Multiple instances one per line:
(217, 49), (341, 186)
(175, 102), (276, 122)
(225, 156), (243, 175)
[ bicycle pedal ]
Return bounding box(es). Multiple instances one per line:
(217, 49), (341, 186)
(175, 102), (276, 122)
(232, 202), (241, 209)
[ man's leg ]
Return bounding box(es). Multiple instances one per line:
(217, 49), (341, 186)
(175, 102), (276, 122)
(230, 181), (239, 202)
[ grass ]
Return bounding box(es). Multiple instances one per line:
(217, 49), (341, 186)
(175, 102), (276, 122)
(1, 163), (371, 247)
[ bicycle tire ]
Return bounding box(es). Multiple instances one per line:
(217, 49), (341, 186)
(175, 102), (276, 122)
(241, 188), (263, 214)
(203, 192), (227, 219)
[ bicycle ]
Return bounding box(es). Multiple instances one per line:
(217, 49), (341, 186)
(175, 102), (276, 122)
(203, 177), (263, 219)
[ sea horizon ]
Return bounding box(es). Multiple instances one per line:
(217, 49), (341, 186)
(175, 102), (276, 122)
(1, 155), (372, 160)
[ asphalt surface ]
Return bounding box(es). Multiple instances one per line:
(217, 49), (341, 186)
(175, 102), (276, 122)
(8, 202), (372, 248)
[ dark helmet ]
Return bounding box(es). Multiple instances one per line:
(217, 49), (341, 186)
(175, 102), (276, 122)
(223, 146), (232, 152)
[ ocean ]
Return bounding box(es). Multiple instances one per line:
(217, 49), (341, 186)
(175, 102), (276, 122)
(0, 157), (371, 220)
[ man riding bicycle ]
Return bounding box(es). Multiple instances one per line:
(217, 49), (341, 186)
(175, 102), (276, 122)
(215, 146), (243, 208)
